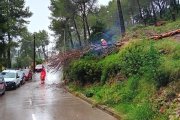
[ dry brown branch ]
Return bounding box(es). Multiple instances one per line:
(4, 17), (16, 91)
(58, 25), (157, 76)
(48, 47), (91, 70)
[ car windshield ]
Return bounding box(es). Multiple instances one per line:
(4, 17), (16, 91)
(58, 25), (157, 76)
(3, 72), (16, 78)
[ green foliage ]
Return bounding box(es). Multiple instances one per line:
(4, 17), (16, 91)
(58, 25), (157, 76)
(67, 37), (179, 89)
(90, 20), (106, 43)
(19, 29), (49, 66)
(145, 20), (180, 34)
(0, 0), (32, 67)
(154, 39), (180, 59)
(79, 77), (156, 120)
(68, 60), (101, 85)
(120, 77), (139, 102)
(14, 56), (32, 68)
(129, 103), (155, 120)
(118, 40), (160, 78)
(36, 59), (43, 65)
(154, 39), (180, 88)
(99, 54), (120, 84)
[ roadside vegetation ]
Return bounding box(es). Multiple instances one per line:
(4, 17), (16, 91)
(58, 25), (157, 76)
(0, 0), (49, 70)
(65, 20), (180, 120)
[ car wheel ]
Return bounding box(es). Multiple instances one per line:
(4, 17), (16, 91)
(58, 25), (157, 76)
(17, 83), (20, 87)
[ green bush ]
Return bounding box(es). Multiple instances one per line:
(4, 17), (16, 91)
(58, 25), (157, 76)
(99, 40), (160, 84)
(119, 77), (139, 102)
(68, 60), (101, 85)
(118, 40), (160, 78)
(99, 54), (120, 84)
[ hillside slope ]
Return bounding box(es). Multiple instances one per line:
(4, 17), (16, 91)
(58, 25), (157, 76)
(66, 20), (180, 120)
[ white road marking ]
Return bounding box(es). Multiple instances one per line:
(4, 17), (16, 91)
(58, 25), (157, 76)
(32, 114), (37, 120)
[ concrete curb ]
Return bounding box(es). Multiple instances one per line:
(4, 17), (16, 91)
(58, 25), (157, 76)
(66, 87), (122, 120)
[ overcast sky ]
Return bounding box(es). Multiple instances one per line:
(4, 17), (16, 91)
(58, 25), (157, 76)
(25, 0), (111, 49)
(25, 0), (111, 33)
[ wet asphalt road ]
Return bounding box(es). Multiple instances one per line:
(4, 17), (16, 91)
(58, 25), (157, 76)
(0, 69), (117, 120)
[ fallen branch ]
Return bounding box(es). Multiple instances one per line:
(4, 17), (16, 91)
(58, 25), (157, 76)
(48, 47), (91, 70)
(151, 29), (180, 40)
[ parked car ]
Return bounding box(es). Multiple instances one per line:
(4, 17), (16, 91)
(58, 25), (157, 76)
(18, 70), (26, 85)
(0, 73), (6, 95)
(35, 64), (43, 73)
(2, 70), (21, 90)
(24, 69), (32, 81)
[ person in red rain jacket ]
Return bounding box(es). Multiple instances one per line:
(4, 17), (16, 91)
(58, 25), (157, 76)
(40, 66), (46, 84)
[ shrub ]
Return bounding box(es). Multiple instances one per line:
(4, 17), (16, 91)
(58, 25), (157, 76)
(120, 77), (139, 102)
(156, 58), (180, 88)
(118, 40), (160, 78)
(68, 60), (101, 85)
(99, 54), (120, 84)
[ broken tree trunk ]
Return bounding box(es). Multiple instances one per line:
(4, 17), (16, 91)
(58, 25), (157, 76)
(151, 29), (180, 40)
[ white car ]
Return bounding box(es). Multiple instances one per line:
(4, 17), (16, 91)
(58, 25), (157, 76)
(2, 70), (21, 90)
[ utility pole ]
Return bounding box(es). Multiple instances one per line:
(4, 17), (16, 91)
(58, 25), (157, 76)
(33, 34), (36, 73)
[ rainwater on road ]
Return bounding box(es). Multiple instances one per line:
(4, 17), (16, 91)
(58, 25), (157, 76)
(0, 69), (117, 120)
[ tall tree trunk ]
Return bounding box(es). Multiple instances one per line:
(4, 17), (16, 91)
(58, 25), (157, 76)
(73, 17), (81, 47)
(83, 17), (87, 42)
(7, 32), (11, 68)
(117, 0), (125, 37)
(67, 27), (74, 49)
(173, 0), (178, 13)
(85, 15), (90, 38)
(136, 0), (145, 25)
(2, 39), (6, 60)
(156, 0), (163, 19)
(170, 0), (176, 21)
(130, 7), (134, 25)
(82, 2), (90, 38)
(81, 4), (87, 44)
(151, 1), (157, 25)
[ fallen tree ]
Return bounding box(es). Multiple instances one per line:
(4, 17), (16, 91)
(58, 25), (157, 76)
(151, 29), (180, 40)
(48, 45), (118, 70)
(48, 48), (90, 70)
